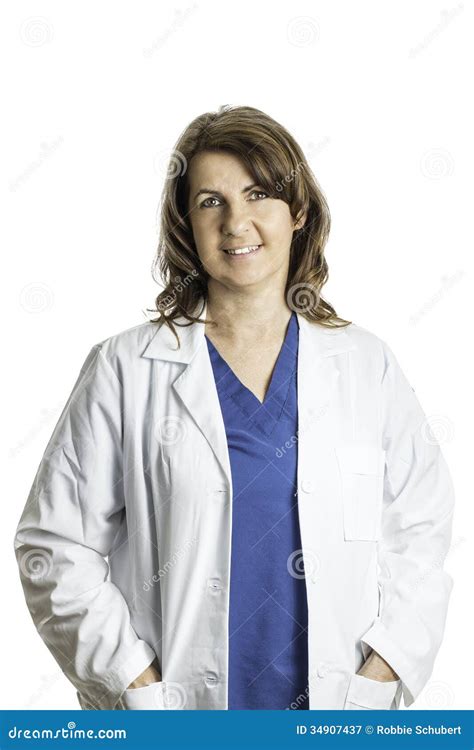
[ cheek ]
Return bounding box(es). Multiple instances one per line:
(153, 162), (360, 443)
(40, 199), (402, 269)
(191, 213), (219, 247)
(263, 220), (294, 250)
(258, 203), (294, 236)
(190, 220), (223, 271)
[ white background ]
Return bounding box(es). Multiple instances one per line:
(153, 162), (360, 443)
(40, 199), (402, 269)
(1, 0), (472, 710)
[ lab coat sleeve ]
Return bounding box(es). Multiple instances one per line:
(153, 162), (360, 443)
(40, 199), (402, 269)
(360, 339), (455, 707)
(13, 344), (157, 710)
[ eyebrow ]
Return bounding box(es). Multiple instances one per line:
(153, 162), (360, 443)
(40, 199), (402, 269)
(192, 183), (261, 202)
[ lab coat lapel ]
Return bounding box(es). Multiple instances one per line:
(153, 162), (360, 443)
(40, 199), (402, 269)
(296, 313), (356, 433)
(141, 303), (232, 483)
(173, 344), (232, 483)
(141, 305), (356, 483)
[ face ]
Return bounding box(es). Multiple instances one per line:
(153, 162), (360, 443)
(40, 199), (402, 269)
(186, 151), (306, 293)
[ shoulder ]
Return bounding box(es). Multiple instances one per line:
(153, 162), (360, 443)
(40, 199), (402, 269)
(343, 321), (387, 352)
(96, 320), (159, 354)
(89, 320), (162, 380)
(335, 321), (394, 382)
(342, 322), (412, 388)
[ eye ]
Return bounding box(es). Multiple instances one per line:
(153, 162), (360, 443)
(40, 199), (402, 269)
(200, 196), (222, 209)
(199, 190), (269, 209)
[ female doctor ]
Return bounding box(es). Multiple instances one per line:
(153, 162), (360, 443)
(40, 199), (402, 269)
(14, 105), (455, 711)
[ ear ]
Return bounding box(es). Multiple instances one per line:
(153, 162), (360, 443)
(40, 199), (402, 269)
(293, 208), (308, 232)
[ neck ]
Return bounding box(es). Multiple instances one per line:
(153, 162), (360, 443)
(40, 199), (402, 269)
(205, 284), (293, 340)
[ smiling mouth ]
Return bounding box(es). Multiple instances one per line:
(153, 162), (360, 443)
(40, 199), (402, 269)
(222, 244), (262, 256)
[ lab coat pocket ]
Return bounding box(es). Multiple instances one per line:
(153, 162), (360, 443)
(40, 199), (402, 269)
(335, 441), (386, 541)
(343, 673), (401, 710)
(118, 680), (167, 710)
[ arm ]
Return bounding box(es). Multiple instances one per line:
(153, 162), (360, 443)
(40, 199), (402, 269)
(13, 344), (157, 710)
(357, 648), (399, 681)
(360, 339), (455, 707)
(127, 658), (162, 689)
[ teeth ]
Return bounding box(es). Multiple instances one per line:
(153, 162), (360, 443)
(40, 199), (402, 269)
(223, 245), (260, 255)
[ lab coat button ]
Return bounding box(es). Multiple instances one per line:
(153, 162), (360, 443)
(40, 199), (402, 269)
(208, 577), (222, 590)
(317, 662), (330, 677)
(301, 479), (314, 493)
(208, 487), (229, 504)
(309, 672), (319, 688)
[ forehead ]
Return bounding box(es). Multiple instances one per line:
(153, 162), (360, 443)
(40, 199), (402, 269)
(187, 151), (254, 191)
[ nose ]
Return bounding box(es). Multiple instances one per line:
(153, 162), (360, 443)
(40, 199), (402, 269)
(220, 201), (251, 240)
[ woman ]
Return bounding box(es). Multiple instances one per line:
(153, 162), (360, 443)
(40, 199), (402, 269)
(14, 105), (454, 711)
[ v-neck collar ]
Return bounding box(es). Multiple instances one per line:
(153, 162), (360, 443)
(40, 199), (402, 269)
(205, 312), (299, 436)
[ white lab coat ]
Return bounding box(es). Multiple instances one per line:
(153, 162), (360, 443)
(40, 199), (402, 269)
(14, 304), (455, 711)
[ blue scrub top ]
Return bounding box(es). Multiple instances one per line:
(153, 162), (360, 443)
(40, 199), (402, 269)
(205, 311), (309, 710)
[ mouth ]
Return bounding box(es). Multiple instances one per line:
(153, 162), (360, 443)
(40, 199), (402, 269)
(221, 244), (263, 258)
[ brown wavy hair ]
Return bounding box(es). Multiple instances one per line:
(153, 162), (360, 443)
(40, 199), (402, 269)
(148, 104), (351, 344)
